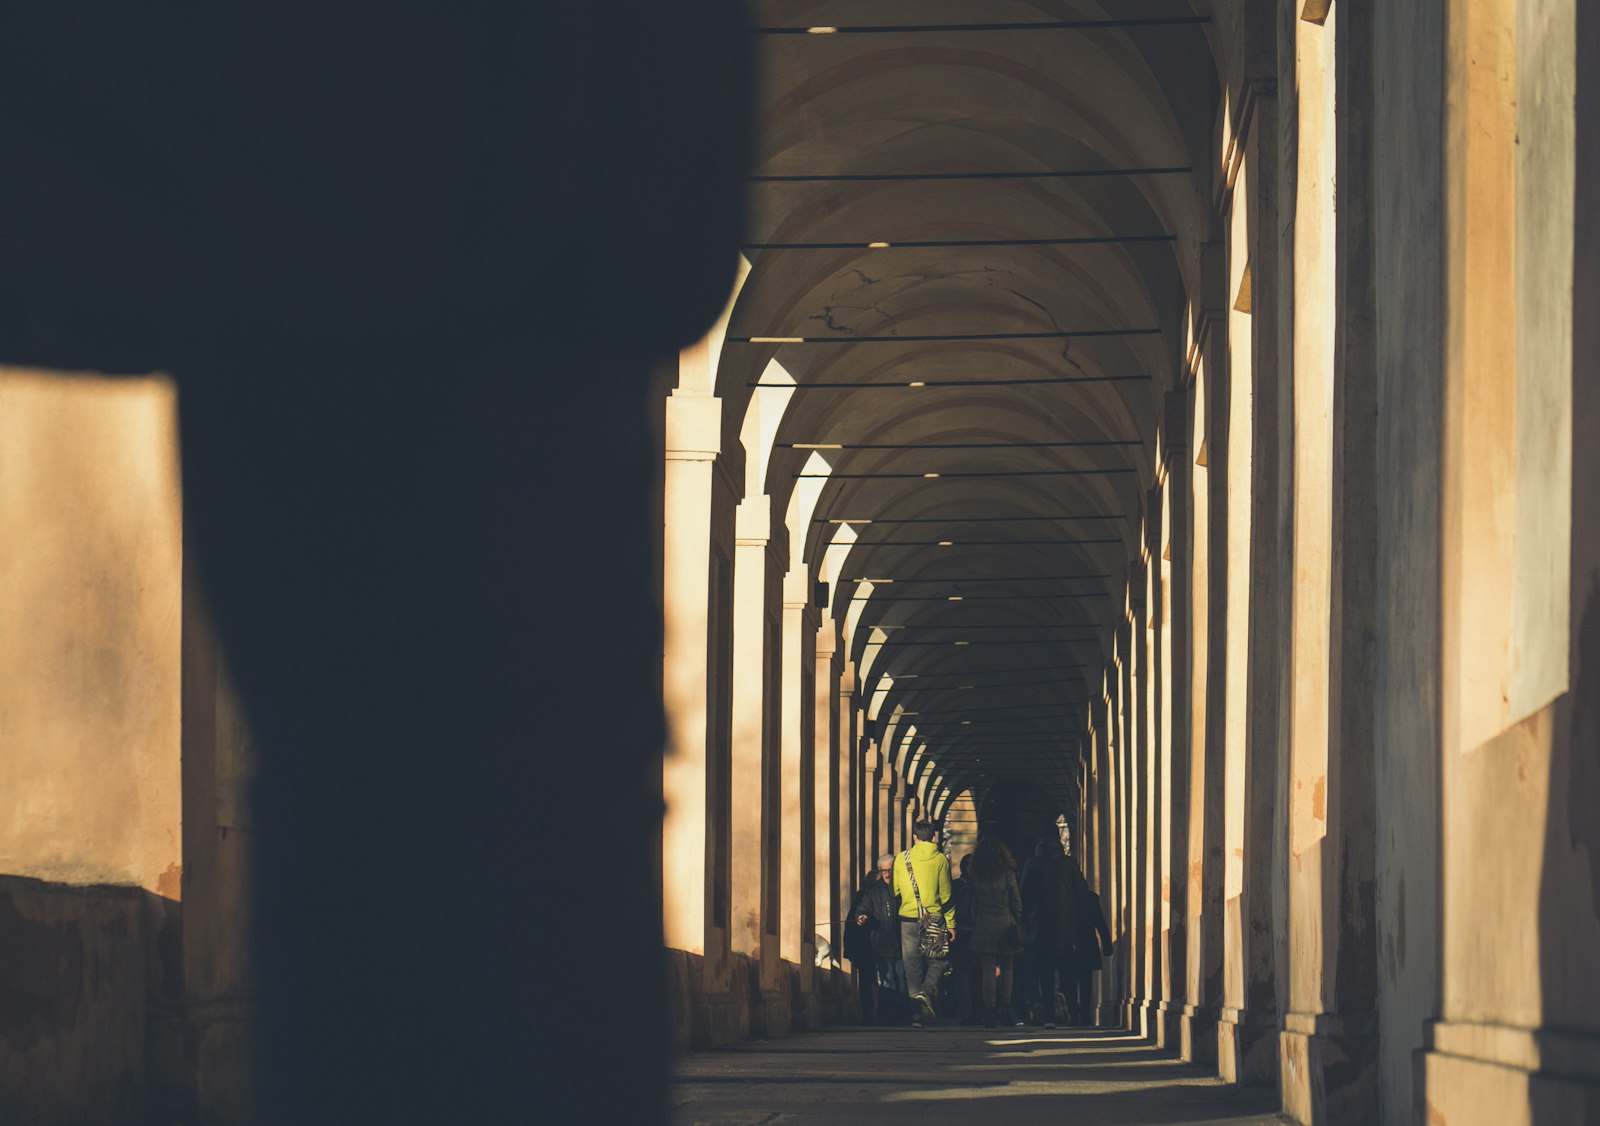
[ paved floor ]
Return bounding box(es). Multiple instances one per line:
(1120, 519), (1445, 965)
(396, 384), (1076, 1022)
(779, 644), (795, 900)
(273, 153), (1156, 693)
(672, 1023), (1288, 1125)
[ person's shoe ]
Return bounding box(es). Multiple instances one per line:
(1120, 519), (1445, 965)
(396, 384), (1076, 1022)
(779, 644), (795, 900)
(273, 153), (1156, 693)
(910, 1015), (923, 1028)
(916, 992), (938, 1025)
(1012, 1016), (1026, 1027)
(982, 1008), (996, 1029)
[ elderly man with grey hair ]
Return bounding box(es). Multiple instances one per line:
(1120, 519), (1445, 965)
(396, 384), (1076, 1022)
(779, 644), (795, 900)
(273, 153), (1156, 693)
(851, 854), (908, 1024)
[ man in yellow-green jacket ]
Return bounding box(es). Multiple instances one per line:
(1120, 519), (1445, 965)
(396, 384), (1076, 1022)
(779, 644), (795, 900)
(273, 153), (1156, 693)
(893, 820), (956, 1026)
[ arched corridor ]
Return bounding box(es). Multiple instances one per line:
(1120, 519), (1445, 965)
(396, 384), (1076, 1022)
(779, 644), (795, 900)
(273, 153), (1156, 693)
(0, 2), (1595, 1124)
(657, 3), (1600, 1126)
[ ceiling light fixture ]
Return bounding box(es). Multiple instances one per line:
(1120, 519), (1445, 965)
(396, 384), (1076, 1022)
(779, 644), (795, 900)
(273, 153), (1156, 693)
(805, 25), (838, 34)
(937, 540), (954, 546)
(749, 336), (804, 344)
(867, 241), (892, 249)
(792, 442), (842, 449)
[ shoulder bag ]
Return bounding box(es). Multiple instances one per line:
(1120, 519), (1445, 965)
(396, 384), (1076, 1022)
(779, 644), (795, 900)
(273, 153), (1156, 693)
(903, 851), (951, 959)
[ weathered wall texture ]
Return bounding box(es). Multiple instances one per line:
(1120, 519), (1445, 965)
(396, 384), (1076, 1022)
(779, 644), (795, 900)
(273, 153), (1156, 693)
(0, 371), (183, 893)
(180, 598), (257, 1126)
(0, 372), (185, 1122)
(0, 877), (147, 1124)
(0, 371), (255, 1123)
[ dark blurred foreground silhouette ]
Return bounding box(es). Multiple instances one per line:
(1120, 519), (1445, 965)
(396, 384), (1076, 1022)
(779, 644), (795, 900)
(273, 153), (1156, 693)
(0, 6), (750, 1121)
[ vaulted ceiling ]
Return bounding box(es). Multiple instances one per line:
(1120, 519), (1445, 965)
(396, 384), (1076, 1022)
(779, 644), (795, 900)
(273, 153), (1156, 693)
(721, 1), (1221, 824)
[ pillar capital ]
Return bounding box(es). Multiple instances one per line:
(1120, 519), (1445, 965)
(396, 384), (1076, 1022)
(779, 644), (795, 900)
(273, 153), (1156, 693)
(814, 619), (837, 659)
(735, 495), (771, 545)
(664, 391), (723, 460)
(781, 565), (811, 609)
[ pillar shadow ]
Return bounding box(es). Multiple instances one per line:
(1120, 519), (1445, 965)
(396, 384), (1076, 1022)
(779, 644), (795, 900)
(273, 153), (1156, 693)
(1533, 0), (1600, 1119)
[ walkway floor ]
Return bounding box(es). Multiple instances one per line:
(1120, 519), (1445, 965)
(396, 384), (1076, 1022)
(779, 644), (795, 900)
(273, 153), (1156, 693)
(672, 1023), (1289, 1125)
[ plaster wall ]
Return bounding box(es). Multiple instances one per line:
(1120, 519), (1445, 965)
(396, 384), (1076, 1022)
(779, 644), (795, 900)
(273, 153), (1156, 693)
(0, 372), (183, 1122)
(0, 372), (182, 893)
(1426, 0), (1599, 1119)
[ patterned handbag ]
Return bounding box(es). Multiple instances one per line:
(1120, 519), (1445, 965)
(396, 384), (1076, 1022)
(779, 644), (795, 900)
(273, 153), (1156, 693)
(903, 852), (951, 959)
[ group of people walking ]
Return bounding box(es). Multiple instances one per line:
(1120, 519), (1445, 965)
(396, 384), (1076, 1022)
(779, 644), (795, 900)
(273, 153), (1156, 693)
(845, 822), (1113, 1029)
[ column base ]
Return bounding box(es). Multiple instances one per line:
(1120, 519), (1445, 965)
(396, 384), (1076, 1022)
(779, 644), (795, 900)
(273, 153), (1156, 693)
(786, 961), (822, 1032)
(1136, 999), (1163, 1042)
(1423, 1021), (1600, 1126)
(1155, 1001), (1185, 1050)
(1217, 1005), (1278, 1085)
(751, 990), (792, 1039)
(1279, 1010), (1377, 1124)
(1180, 1003), (1219, 1065)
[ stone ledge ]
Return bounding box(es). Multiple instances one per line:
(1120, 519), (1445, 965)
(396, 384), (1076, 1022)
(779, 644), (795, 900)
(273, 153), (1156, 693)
(1427, 1020), (1600, 1085)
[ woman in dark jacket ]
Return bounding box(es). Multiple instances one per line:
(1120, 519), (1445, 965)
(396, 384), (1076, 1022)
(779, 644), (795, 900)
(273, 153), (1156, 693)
(1020, 837), (1072, 1026)
(965, 838), (1023, 1027)
(851, 854), (907, 1025)
(844, 867), (879, 1024)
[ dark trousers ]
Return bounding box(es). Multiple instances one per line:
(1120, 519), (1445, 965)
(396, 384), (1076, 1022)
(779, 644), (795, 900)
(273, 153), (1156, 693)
(855, 960), (876, 1024)
(875, 956), (908, 1024)
(1034, 947), (1073, 1016)
(1066, 966), (1097, 1024)
(950, 945), (980, 1019)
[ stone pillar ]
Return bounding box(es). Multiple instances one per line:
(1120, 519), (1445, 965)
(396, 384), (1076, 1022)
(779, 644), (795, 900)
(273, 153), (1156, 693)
(837, 665), (858, 942)
(1121, 620), (1146, 1033)
(1279, 6), (1379, 1117)
(1161, 389), (1194, 1050)
(779, 569), (816, 1005)
(877, 766), (896, 864)
(1114, 666), (1134, 1021)
(813, 620), (838, 975)
(864, 746), (882, 871)
(661, 386), (741, 1046)
(731, 495), (788, 1035)
(1184, 312), (1229, 1066)
(1139, 542), (1163, 1041)
(1369, 5), (1448, 1125)
(1218, 80), (1285, 1088)
(1102, 682), (1123, 1020)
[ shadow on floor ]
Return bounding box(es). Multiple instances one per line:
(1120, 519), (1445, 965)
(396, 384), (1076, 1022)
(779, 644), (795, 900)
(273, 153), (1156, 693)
(673, 1024), (1287, 1125)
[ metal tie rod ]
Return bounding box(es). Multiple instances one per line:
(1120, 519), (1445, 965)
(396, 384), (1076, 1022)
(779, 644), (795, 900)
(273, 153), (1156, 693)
(753, 17), (1212, 34)
(741, 234), (1174, 251)
(733, 328), (1160, 344)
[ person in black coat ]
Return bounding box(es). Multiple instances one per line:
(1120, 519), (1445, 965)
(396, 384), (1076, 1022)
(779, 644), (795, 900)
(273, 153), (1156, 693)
(844, 868), (879, 1025)
(949, 854), (980, 1024)
(1019, 838), (1076, 1027)
(851, 854), (907, 1025)
(1061, 860), (1114, 1026)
